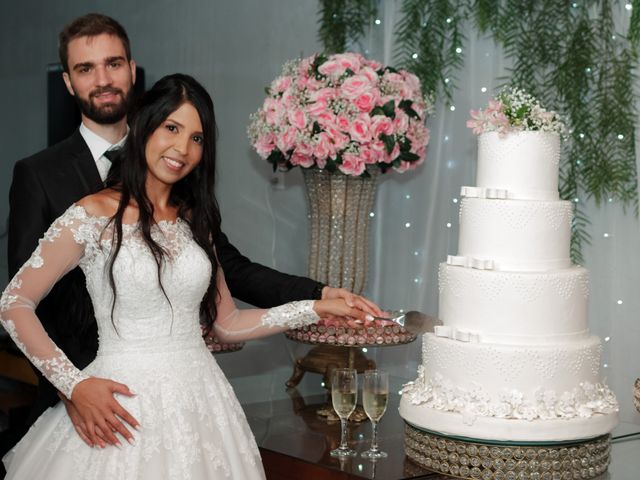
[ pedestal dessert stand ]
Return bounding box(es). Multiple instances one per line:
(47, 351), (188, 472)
(404, 423), (611, 479)
(203, 334), (244, 354)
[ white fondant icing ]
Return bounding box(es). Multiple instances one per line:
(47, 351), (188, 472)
(438, 263), (589, 343)
(420, 334), (605, 396)
(477, 131), (560, 200)
(434, 325), (480, 343)
(399, 397), (618, 442)
(458, 197), (572, 271)
(400, 130), (618, 442)
(461, 185), (558, 202)
(446, 255), (494, 270)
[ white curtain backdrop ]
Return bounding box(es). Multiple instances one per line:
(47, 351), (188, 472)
(0, 0), (638, 426)
(355, 1), (640, 426)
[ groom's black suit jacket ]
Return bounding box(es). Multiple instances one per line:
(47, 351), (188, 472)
(8, 129), (322, 425)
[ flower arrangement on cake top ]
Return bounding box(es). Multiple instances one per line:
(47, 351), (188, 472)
(467, 87), (566, 135)
(248, 52), (431, 176)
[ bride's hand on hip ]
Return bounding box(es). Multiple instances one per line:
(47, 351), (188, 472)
(58, 391), (109, 448)
(70, 377), (139, 448)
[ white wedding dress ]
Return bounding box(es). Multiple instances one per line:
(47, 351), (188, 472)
(0, 204), (319, 479)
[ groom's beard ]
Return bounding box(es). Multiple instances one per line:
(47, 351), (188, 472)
(74, 86), (132, 125)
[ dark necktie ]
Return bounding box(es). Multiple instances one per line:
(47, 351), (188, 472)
(103, 148), (120, 162)
(100, 148), (120, 183)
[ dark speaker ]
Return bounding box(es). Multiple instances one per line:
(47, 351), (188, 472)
(46, 63), (145, 146)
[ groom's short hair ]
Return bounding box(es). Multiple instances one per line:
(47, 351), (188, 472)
(58, 13), (131, 72)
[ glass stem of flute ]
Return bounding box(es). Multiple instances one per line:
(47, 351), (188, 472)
(369, 420), (380, 453)
(339, 418), (349, 450)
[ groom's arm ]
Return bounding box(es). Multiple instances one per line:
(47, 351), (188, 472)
(215, 231), (324, 308)
(8, 159), (51, 277)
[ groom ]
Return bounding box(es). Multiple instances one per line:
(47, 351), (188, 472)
(7, 13), (375, 449)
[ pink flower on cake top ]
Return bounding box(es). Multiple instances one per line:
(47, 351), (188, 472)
(467, 87), (566, 135)
(248, 52), (432, 176)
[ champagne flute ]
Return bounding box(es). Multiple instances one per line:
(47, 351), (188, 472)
(330, 368), (358, 457)
(361, 370), (389, 458)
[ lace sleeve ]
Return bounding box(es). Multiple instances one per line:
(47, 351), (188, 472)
(212, 268), (319, 342)
(0, 205), (96, 399)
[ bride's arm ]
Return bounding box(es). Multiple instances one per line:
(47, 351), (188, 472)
(0, 206), (92, 399)
(0, 204), (138, 448)
(212, 267), (372, 342)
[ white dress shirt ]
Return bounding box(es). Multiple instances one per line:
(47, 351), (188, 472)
(79, 123), (128, 182)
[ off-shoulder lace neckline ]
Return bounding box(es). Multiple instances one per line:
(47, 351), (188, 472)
(70, 203), (184, 228)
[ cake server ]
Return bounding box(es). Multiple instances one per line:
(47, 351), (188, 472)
(372, 310), (442, 336)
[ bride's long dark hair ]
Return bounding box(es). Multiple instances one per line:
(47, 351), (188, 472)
(105, 74), (221, 333)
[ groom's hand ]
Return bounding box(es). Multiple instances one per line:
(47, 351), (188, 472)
(313, 298), (379, 323)
(321, 287), (383, 317)
(70, 377), (139, 448)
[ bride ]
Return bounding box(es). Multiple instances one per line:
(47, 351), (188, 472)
(1, 73), (377, 479)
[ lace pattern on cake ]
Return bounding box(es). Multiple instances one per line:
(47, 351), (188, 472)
(402, 367), (618, 424)
(438, 264), (589, 303)
(460, 199), (573, 231)
(478, 132), (560, 167)
(423, 337), (602, 382)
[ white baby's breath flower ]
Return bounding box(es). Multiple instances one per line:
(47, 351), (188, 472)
(468, 86), (566, 136)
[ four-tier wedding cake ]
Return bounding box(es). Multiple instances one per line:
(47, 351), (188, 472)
(399, 114), (618, 443)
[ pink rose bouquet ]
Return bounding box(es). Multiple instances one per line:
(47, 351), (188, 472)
(467, 86), (565, 135)
(248, 52), (431, 176)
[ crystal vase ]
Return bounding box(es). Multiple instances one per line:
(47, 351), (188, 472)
(302, 168), (379, 295)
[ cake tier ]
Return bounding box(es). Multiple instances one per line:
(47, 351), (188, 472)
(399, 334), (618, 441)
(438, 263), (589, 343)
(457, 197), (572, 271)
(477, 131), (560, 201)
(399, 402), (618, 442)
